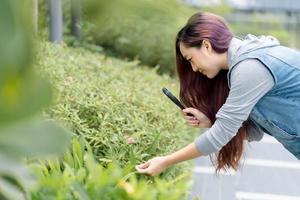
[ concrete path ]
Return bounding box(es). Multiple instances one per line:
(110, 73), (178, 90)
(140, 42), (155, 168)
(188, 134), (300, 200)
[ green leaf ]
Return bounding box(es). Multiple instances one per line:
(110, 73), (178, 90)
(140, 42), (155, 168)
(0, 76), (53, 125)
(0, 153), (35, 193)
(47, 158), (61, 172)
(64, 150), (75, 168)
(0, 0), (50, 125)
(72, 138), (83, 169)
(0, 177), (26, 200)
(71, 181), (90, 200)
(0, 119), (71, 158)
(0, 0), (32, 79)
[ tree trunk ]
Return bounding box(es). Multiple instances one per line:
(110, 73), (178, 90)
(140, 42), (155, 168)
(49, 0), (63, 44)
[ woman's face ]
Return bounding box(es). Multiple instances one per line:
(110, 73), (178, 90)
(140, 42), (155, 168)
(179, 40), (223, 79)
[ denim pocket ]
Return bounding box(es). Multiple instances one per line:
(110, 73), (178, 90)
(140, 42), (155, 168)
(268, 121), (300, 140)
(267, 121), (300, 157)
(250, 111), (300, 157)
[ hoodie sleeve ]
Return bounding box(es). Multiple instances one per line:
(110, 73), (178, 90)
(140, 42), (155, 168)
(194, 59), (274, 155)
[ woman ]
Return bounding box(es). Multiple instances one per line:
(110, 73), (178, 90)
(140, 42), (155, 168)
(135, 12), (300, 176)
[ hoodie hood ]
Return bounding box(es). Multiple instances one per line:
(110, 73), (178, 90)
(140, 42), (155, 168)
(227, 34), (280, 68)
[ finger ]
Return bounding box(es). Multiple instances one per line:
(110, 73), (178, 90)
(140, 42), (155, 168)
(190, 124), (199, 127)
(136, 162), (150, 169)
(188, 124), (199, 128)
(187, 119), (200, 124)
(189, 123), (199, 127)
(135, 165), (150, 174)
(186, 122), (199, 127)
(188, 120), (200, 125)
(187, 121), (200, 127)
(183, 115), (197, 120)
(187, 116), (197, 120)
(183, 107), (194, 113)
(136, 167), (148, 174)
(182, 108), (197, 116)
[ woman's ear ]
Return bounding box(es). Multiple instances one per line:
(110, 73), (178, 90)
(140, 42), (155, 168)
(201, 40), (213, 55)
(201, 40), (213, 54)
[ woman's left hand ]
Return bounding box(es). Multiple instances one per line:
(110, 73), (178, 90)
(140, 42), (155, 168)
(135, 156), (170, 176)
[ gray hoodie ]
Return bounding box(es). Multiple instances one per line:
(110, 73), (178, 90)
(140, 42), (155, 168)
(194, 34), (280, 155)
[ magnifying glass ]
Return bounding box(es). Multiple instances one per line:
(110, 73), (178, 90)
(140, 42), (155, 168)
(161, 88), (194, 117)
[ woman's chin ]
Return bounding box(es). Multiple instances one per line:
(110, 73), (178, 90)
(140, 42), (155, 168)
(205, 73), (213, 79)
(200, 72), (215, 79)
(206, 72), (218, 79)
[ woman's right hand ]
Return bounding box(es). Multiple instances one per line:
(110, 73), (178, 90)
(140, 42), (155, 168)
(181, 107), (212, 128)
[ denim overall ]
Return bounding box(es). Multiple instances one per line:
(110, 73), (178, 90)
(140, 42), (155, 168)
(228, 45), (300, 159)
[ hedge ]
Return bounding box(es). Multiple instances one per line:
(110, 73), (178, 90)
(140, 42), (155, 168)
(34, 41), (201, 180)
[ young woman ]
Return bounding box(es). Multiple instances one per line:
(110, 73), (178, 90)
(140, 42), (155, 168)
(135, 12), (300, 176)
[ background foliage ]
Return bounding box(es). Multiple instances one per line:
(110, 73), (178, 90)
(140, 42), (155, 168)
(35, 41), (200, 180)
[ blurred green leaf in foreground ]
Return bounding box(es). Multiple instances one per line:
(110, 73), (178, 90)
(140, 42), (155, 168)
(0, 0), (71, 199)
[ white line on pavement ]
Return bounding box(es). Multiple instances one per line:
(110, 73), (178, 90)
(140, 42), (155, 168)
(243, 158), (300, 169)
(194, 158), (300, 176)
(193, 166), (236, 176)
(236, 191), (300, 200)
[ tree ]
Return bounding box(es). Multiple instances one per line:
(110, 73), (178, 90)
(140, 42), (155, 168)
(49, 0), (63, 44)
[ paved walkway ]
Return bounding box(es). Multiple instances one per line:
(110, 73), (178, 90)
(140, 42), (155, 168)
(188, 134), (300, 200)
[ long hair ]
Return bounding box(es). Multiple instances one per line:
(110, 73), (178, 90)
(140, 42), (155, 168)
(175, 12), (248, 172)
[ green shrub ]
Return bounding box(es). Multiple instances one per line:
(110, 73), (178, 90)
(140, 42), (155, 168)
(30, 137), (192, 200)
(34, 41), (200, 180)
(82, 0), (197, 75)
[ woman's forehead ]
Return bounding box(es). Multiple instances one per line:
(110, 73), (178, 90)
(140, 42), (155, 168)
(179, 42), (190, 57)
